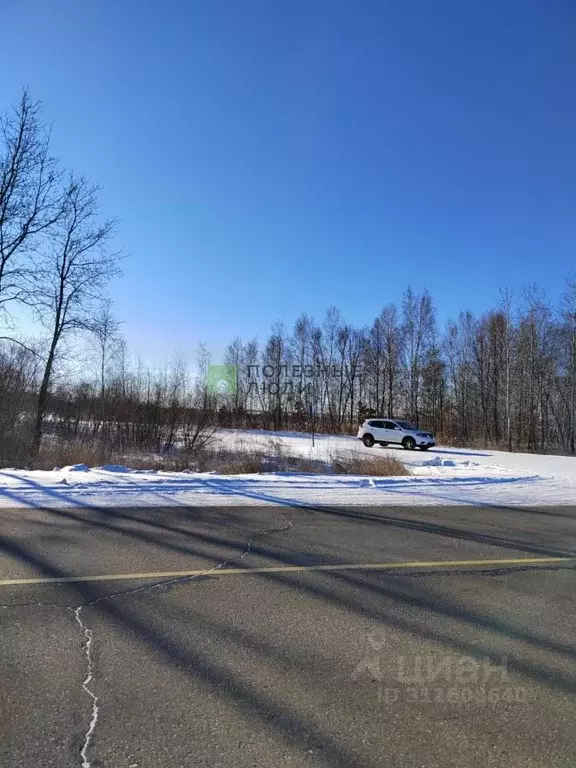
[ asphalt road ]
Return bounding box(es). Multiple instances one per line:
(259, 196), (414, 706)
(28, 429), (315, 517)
(2, 501), (576, 767)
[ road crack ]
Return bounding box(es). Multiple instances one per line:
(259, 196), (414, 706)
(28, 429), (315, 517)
(73, 607), (99, 768)
(37, 511), (294, 768)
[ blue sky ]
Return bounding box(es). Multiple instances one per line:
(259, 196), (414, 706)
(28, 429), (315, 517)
(2, 1), (575, 364)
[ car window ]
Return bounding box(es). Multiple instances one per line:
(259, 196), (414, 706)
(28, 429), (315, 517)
(383, 421), (396, 429)
(396, 420), (417, 431)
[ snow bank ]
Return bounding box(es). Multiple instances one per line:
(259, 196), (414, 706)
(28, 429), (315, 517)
(95, 464), (133, 473)
(417, 456), (480, 468)
(0, 429), (574, 508)
(61, 464), (91, 472)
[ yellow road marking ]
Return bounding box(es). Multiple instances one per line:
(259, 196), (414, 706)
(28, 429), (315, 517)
(0, 556), (574, 587)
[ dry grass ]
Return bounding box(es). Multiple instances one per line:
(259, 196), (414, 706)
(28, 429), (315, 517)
(195, 447), (329, 474)
(31, 438), (409, 477)
(202, 447), (409, 476)
(200, 450), (265, 475)
(33, 442), (194, 472)
(33, 442), (109, 471)
(332, 453), (409, 476)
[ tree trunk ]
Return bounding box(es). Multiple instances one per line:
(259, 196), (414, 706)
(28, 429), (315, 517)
(33, 342), (57, 458)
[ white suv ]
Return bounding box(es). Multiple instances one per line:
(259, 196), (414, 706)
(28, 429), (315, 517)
(357, 419), (435, 451)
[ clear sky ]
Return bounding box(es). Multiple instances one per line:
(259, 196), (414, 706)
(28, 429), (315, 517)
(2, 1), (575, 364)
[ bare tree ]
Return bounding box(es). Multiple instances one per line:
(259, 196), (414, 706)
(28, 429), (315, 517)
(381, 304), (402, 418)
(31, 176), (118, 455)
(223, 337), (245, 414)
(0, 91), (63, 315)
(561, 276), (576, 454)
(262, 320), (289, 430)
(290, 314), (313, 426)
(89, 300), (122, 441)
(498, 289), (514, 451)
(402, 288), (435, 425)
(0, 341), (40, 463)
(183, 343), (217, 452)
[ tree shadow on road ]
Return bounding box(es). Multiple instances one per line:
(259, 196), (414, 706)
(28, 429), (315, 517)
(2, 492), (576, 766)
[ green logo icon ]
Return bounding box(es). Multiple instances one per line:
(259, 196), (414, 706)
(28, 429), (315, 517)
(206, 364), (237, 395)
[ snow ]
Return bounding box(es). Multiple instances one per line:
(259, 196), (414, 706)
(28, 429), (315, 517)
(61, 463), (91, 472)
(95, 464), (133, 473)
(0, 429), (574, 508)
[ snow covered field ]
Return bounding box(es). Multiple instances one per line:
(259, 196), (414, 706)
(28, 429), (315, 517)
(0, 428), (574, 509)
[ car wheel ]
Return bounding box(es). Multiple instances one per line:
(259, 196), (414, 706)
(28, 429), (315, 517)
(402, 436), (416, 450)
(420, 445), (430, 451)
(362, 434), (375, 448)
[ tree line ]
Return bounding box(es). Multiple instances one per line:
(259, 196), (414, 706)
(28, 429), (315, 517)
(220, 282), (576, 455)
